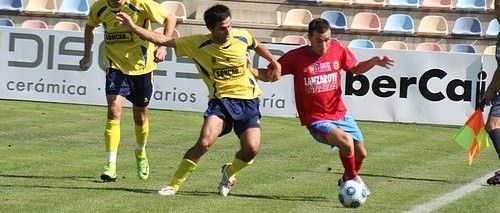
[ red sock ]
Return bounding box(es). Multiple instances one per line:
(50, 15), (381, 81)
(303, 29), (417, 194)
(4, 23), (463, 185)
(339, 153), (358, 180)
(355, 159), (363, 173)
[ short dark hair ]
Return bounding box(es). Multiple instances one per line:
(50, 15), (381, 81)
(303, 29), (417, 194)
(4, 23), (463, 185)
(308, 18), (331, 36)
(204, 4), (231, 30)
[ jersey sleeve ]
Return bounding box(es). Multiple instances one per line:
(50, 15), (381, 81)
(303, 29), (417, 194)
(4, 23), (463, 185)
(341, 45), (358, 72)
(87, 3), (101, 27)
(174, 36), (194, 58)
(141, 0), (169, 24)
(235, 29), (258, 50)
(277, 51), (295, 76)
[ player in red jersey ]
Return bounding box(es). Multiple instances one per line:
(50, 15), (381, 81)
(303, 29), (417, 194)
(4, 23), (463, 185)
(260, 18), (394, 192)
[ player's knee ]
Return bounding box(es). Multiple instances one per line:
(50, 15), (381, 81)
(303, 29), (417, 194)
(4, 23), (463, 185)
(195, 138), (215, 153)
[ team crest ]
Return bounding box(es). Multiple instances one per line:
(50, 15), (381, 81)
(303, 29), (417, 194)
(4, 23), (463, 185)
(333, 61), (340, 70)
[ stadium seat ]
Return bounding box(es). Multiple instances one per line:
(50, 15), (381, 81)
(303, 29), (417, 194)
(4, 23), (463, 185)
(416, 15), (448, 36)
(53, 21), (81, 31)
(280, 35), (308, 45)
(483, 45), (496, 55)
(387, 0), (419, 8)
(94, 24), (105, 33)
(381, 41), (409, 50)
(383, 14), (414, 34)
(0, 0), (23, 12)
(348, 39), (375, 48)
(415, 42), (443, 52)
(21, 20), (48, 29)
(0, 18), (14, 27)
(349, 12), (381, 33)
(322, 0), (354, 5)
(455, 0), (486, 11)
(23, 0), (57, 15)
(354, 0), (387, 7)
(449, 44), (477, 53)
(160, 1), (186, 21)
(485, 19), (499, 38)
(320, 11), (347, 32)
(58, 0), (89, 16)
(154, 27), (180, 38)
(420, 0), (454, 10)
(281, 9), (313, 29)
(487, 0), (495, 10)
(451, 17), (482, 37)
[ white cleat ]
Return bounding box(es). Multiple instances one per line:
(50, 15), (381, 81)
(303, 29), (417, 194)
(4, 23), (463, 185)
(218, 163), (235, 197)
(158, 185), (176, 196)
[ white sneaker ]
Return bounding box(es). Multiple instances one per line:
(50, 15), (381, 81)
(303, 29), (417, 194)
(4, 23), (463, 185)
(158, 185), (176, 196)
(352, 176), (370, 196)
(218, 163), (235, 197)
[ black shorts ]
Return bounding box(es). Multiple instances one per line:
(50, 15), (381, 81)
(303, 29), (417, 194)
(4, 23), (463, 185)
(105, 68), (153, 107)
(204, 98), (261, 137)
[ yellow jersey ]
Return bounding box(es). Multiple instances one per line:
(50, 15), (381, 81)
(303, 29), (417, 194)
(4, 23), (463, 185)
(88, 0), (168, 75)
(175, 29), (263, 100)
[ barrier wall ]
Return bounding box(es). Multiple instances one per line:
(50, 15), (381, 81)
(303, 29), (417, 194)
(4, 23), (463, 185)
(0, 27), (496, 125)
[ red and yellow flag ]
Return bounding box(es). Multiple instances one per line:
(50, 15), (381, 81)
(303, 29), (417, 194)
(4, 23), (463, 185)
(453, 109), (490, 165)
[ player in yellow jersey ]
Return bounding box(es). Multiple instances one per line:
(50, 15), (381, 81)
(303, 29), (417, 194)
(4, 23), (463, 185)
(117, 4), (281, 196)
(79, 0), (177, 182)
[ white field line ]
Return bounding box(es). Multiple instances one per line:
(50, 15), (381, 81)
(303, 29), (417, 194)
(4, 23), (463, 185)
(407, 171), (495, 213)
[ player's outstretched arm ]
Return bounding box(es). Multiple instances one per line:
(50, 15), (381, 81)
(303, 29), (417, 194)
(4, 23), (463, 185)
(350, 56), (394, 75)
(254, 43), (281, 82)
(116, 12), (176, 47)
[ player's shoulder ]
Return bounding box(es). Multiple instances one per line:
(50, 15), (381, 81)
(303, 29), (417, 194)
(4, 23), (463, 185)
(329, 39), (347, 48)
(231, 28), (252, 37)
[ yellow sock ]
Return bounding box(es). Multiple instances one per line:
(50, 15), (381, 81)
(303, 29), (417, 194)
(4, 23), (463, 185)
(134, 120), (149, 159)
(228, 158), (254, 179)
(104, 119), (120, 162)
(170, 159), (197, 191)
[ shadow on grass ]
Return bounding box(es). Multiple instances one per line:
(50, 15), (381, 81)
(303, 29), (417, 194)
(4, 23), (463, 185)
(0, 184), (155, 194)
(177, 190), (332, 202)
(327, 171), (455, 184)
(0, 174), (95, 181)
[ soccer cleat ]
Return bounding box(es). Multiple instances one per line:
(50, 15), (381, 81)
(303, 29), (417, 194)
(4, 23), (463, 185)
(218, 163), (235, 197)
(158, 185), (177, 196)
(486, 171), (500, 185)
(100, 163), (117, 182)
(339, 176), (371, 196)
(136, 157), (149, 180)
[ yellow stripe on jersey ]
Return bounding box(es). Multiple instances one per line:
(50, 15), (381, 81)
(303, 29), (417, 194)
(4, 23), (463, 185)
(174, 29), (262, 100)
(88, 0), (168, 75)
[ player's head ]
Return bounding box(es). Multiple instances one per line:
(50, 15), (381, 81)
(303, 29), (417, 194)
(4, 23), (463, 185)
(307, 18), (331, 56)
(204, 4), (232, 43)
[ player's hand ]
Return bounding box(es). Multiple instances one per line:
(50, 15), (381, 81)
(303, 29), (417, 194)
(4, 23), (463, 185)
(268, 60), (282, 82)
(116, 12), (134, 32)
(374, 56), (394, 69)
(79, 56), (90, 70)
(154, 46), (167, 63)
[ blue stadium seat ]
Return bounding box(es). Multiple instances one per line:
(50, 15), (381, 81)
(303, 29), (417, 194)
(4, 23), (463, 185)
(383, 14), (414, 34)
(320, 11), (347, 32)
(455, 0), (486, 11)
(0, 0), (23, 12)
(451, 17), (482, 37)
(348, 39), (375, 48)
(485, 19), (499, 38)
(449, 44), (477, 53)
(387, 0), (419, 8)
(0, 18), (14, 27)
(58, 0), (89, 16)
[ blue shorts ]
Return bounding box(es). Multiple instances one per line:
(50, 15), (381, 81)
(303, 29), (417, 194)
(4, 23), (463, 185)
(308, 112), (364, 150)
(105, 68), (153, 107)
(204, 98), (261, 137)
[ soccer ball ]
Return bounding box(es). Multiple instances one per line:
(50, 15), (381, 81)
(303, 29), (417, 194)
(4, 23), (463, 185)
(338, 180), (368, 208)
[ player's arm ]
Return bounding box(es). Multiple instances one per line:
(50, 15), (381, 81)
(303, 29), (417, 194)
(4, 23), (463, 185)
(116, 12), (176, 47)
(253, 43), (281, 82)
(483, 60), (500, 105)
(350, 56), (394, 75)
(79, 24), (95, 70)
(154, 13), (177, 62)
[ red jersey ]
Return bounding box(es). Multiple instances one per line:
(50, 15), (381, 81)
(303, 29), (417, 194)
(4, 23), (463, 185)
(279, 40), (358, 126)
